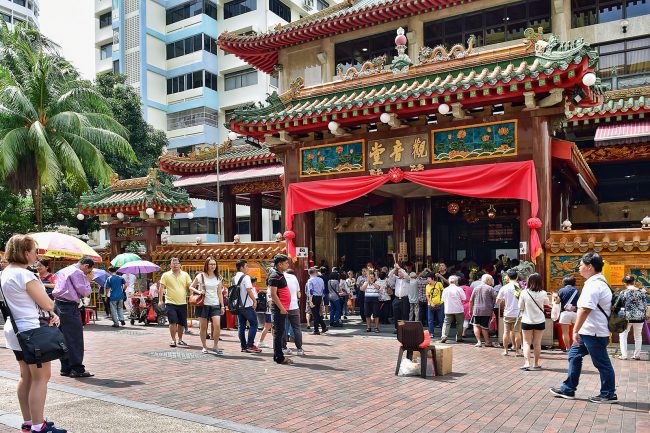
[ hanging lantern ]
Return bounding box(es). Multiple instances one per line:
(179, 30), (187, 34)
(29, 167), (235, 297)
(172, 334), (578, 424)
(447, 202), (460, 215)
(487, 204), (496, 219)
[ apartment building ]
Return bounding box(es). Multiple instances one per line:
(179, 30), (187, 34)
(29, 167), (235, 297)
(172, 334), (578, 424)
(0, 0), (39, 28)
(93, 0), (332, 242)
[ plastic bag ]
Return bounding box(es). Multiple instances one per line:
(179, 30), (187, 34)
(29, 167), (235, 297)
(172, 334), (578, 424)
(551, 302), (561, 321)
(398, 358), (420, 376)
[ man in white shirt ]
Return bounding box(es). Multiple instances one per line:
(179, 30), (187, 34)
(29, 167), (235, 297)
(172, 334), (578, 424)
(550, 252), (617, 404)
(440, 275), (466, 343)
(390, 263), (410, 334)
(282, 269), (304, 356)
(496, 268), (522, 356)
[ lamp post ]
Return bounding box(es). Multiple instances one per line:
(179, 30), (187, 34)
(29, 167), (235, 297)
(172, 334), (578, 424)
(216, 141), (222, 242)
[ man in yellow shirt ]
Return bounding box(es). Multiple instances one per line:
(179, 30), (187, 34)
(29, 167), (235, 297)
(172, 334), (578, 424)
(158, 257), (192, 347)
(426, 272), (444, 337)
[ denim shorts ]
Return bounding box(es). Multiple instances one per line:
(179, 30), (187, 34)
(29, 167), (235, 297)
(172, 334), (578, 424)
(166, 304), (188, 327)
(196, 305), (222, 319)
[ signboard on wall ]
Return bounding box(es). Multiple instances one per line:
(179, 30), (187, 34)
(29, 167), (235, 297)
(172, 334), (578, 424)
(366, 134), (430, 170)
(296, 247), (308, 258)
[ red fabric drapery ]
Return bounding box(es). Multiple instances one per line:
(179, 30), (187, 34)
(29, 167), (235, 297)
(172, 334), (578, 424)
(285, 160), (541, 262)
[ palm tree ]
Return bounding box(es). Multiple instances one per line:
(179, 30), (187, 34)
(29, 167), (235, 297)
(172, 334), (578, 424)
(0, 23), (137, 228)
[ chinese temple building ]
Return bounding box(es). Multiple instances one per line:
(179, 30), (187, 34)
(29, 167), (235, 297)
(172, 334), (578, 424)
(78, 168), (193, 259)
(158, 141), (284, 242)
(219, 3), (608, 281)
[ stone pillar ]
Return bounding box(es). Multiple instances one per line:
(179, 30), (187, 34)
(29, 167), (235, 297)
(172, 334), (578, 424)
(223, 185), (237, 243)
(407, 16), (424, 61)
(393, 197), (407, 263)
(250, 193), (263, 241)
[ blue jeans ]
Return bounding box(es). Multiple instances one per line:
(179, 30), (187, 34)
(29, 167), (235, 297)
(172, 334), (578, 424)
(329, 298), (342, 324)
(109, 300), (124, 325)
(237, 307), (258, 349)
(560, 335), (616, 398)
(427, 306), (437, 335)
(342, 295), (349, 316)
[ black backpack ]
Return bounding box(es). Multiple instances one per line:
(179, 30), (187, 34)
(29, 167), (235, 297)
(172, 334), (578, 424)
(227, 274), (247, 314)
(256, 290), (268, 312)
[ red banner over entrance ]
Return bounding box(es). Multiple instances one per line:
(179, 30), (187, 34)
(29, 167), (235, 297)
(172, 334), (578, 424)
(285, 160), (541, 262)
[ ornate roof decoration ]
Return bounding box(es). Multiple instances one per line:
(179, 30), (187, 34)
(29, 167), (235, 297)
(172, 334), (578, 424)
(546, 229), (650, 254)
(217, 0), (480, 74)
(79, 168), (192, 217)
(565, 86), (649, 124)
(150, 242), (286, 262)
(228, 32), (603, 139)
(418, 35), (476, 65)
(582, 142), (650, 163)
(158, 143), (279, 175)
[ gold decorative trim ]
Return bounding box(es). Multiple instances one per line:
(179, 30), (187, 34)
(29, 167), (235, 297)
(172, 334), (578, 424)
(546, 229), (650, 254)
(582, 142), (650, 163)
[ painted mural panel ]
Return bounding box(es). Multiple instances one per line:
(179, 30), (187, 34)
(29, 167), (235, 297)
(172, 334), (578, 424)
(432, 120), (517, 162)
(300, 140), (365, 177)
(549, 255), (581, 291)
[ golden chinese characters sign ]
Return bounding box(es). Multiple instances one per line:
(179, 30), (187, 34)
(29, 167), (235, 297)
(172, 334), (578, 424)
(367, 134), (429, 170)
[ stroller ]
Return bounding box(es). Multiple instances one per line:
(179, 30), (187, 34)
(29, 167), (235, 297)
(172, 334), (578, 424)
(130, 290), (166, 326)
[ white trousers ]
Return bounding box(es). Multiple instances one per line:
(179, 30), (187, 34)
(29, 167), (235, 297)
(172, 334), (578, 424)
(619, 322), (644, 359)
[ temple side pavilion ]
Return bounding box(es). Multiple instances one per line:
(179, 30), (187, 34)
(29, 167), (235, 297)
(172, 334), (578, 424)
(158, 141), (284, 242)
(220, 13), (603, 279)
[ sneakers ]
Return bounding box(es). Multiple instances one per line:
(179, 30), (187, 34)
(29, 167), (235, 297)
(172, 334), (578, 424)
(30, 422), (67, 433)
(22, 422), (54, 433)
(258, 341), (269, 348)
(549, 387), (575, 400)
(439, 337), (447, 343)
(120, 320), (125, 326)
(69, 371), (94, 378)
(246, 345), (262, 353)
(283, 348), (293, 355)
(589, 394), (618, 404)
(296, 349), (305, 356)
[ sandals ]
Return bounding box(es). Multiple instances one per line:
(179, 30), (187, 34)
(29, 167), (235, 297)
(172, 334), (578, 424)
(520, 366), (531, 371)
(531, 365), (543, 370)
(177, 340), (188, 346)
(366, 328), (371, 332)
(212, 348), (224, 356)
(169, 341), (177, 347)
(281, 358), (294, 365)
(374, 328), (380, 333)
(201, 348), (209, 354)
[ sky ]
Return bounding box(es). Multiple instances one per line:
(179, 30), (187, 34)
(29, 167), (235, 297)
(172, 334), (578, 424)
(39, 0), (95, 80)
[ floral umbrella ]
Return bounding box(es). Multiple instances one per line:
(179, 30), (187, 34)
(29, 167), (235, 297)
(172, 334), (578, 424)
(110, 253), (141, 268)
(30, 232), (101, 262)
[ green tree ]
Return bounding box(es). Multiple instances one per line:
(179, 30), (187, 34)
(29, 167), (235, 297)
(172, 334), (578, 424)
(95, 73), (167, 179)
(0, 24), (137, 229)
(0, 185), (35, 247)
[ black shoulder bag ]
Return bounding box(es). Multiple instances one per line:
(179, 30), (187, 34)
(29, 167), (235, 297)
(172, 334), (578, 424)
(0, 283), (68, 368)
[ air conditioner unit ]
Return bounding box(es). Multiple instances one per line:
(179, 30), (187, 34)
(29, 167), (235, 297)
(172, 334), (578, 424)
(303, 0), (314, 10)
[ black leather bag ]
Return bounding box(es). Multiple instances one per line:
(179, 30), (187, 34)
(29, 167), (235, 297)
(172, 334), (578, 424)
(0, 286), (68, 368)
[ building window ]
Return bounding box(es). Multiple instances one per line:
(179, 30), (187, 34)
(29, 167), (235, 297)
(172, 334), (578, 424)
(171, 217), (221, 235)
(596, 37), (650, 90)
(236, 217), (250, 235)
(571, 0), (649, 28)
(224, 0), (257, 19)
(99, 11), (112, 28)
(205, 71), (218, 91)
(269, 0), (291, 21)
(335, 28), (406, 75)
(13, 0), (26, 7)
(424, 0), (551, 49)
(166, 34), (204, 59)
(166, 70), (207, 95)
(100, 43), (113, 60)
(317, 0), (329, 11)
(166, 0), (218, 25)
(270, 74), (278, 88)
(167, 107), (220, 130)
(224, 69), (258, 90)
(112, 60), (120, 73)
(1, 13), (11, 23)
(203, 34), (219, 55)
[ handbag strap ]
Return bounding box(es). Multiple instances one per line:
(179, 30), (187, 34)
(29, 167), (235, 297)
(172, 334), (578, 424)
(566, 289), (578, 306)
(526, 290), (545, 314)
(0, 278), (22, 336)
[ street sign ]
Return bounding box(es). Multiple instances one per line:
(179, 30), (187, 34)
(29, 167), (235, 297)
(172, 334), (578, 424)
(296, 247), (308, 258)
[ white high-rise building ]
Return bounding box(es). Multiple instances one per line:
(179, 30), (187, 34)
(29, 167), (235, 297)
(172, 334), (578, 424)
(0, 0), (39, 28)
(94, 0), (335, 243)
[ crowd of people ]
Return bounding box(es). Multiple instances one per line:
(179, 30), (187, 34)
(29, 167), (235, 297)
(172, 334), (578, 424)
(2, 231), (649, 433)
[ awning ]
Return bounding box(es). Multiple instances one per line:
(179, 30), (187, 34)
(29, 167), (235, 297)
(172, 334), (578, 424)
(594, 120), (650, 145)
(551, 139), (598, 204)
(174, 165), (284, 188)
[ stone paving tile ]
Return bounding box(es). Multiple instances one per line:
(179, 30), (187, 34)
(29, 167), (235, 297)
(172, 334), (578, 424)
(1, 319), (649, 433)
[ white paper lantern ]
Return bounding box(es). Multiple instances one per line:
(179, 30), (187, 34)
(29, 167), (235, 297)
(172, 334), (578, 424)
(227, 131), (238, 141)
(116, 212), (124, 220)
(145, 207), (155, 217)
(187, 212), (194, 219)
(76, 213), (85, 221)
(582, 72), (597, 87)
(438, 103), (450, 115)
(328, 121), (340, 132)
(379, 112), (391, 124)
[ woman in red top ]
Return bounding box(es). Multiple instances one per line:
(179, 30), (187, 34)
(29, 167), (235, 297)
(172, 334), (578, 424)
(35, 260), (55, 299)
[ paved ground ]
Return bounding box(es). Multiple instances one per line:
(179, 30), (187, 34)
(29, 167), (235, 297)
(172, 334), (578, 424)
(0, 316), (649, 433)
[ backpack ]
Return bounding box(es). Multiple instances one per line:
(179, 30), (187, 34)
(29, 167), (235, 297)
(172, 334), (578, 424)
(256, 290), (268, 312)
(227, 274), (247, 314)
(596, 284), (627, 334)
